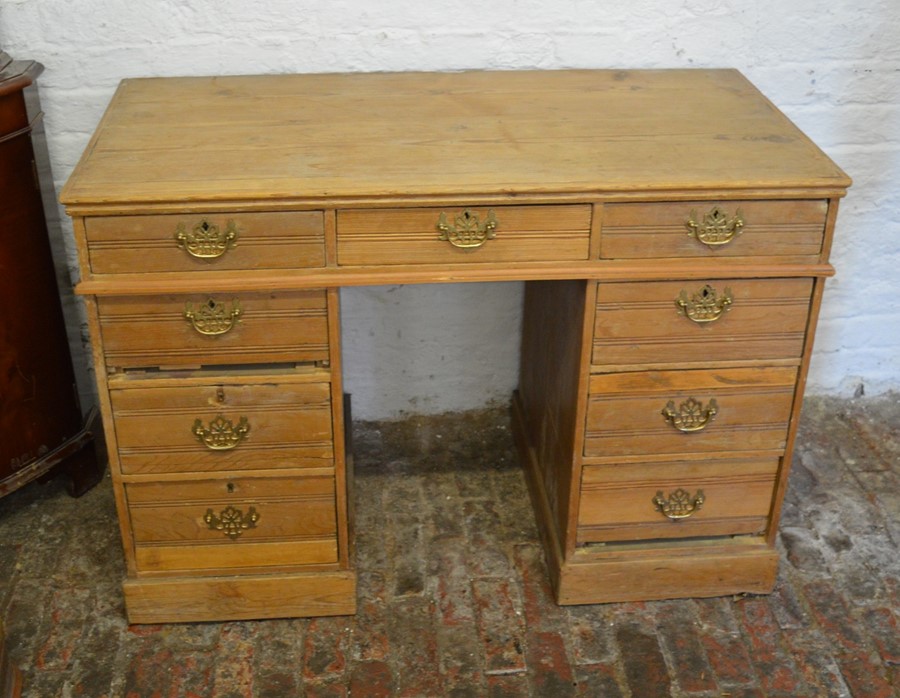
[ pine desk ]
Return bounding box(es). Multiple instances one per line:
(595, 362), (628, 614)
(62, 69), (849, 623)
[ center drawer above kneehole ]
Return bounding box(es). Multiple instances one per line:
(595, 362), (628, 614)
(84, 211), (325, 273)
(336, 205), (592, 265)
(599, 200), (827, 260)
(97, 290), (329, 369)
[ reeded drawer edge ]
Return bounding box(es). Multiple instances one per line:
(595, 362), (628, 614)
(84, 210), (326, 274)
(337, 204), (593, 266)
(599, 199), (828, 261)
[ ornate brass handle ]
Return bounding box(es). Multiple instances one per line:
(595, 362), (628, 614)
(675, 284), (733, 323)
(184, 298), (242, 336)
(653, 488), (705, 520)
(175, 219), (239, 259)
(204, 505), (259, 539)
(662, 397), (718, 432)
(686, 206), (743, 247)
(192, 414), (250, 450)
(436, 209), (498, 249)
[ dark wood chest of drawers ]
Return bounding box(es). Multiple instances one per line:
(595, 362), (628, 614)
(0, 52), (99, 499)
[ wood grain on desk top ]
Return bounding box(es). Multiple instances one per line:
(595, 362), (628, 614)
(60, 69), (850, 207)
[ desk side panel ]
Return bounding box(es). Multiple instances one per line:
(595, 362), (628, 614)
(518, 279), (588, 554)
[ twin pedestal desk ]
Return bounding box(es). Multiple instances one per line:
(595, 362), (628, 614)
(60, 69), (850, 623)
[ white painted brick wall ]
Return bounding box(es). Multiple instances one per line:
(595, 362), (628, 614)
(2, 0), (897, 418)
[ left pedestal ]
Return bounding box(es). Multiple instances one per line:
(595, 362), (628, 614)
(70, 211), (356, 623)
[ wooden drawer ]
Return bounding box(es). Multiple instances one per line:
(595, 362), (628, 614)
(578, 457), (778, 543)
(599, 200), (827, 260)
(584, 367), (797, 459)
(337, 205), (591, 265)
(126, 474), (338, 572)
(84, 211), (325, 273)
(592, 278), (813, 368)
(110, 379), (334, 474)
(97, 290), (329, 369)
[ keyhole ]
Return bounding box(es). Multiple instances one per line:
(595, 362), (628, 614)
(216, 387), (226, 403)
(226, 482), (235, 493)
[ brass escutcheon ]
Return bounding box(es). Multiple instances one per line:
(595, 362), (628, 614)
(686, 206), (744, 247)
(653, 488), (705, 520)
(436, 209), (498, 249)
(192, 414), (250, 450)
(204, 505), (259, 539)
(184, 298), (242, 336)
(175, 219), (239, 259)
(662, 397), (718, 432)
(675, 284), (733, 323)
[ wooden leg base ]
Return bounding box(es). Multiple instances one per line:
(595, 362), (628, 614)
(556, 545), (779, 605)
(65, 408), (106, 498)
(1, 408), (103, 500)
(123, 570), (357, 624)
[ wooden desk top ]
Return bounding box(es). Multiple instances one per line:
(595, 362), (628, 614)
(61, 69), (849, 211)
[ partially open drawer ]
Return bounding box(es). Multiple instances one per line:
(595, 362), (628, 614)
(97, 290), (329, 369)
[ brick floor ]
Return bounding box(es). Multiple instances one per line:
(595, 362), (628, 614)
(0, 395), (897, 697)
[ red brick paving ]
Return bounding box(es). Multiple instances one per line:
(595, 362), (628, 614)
(1, 396), (898, 696)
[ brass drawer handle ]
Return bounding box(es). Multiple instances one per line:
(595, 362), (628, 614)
(675, 284), (733, 323)
(204, 505), (259, 539)
(686, 206), (743, 247)
(653, 488), (705, 520)
(175, 218), (239, 259)
(437, 209), (498, 249)
(184, 298), (242, 336)
(192, 414), (250, 450)
(662, 397), (718, 432)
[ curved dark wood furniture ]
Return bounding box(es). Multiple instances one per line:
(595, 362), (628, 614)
(0, 52), (101, 499)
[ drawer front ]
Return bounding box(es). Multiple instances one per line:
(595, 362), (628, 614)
(98, 290), (329, 369)
(85, 211), (325, 273)
(578, 458), (778, 543)
(110, 380), (334, 474)
(337, 205), (592, 265)
(584, 367), (797, 459)
(600, 200), (827, 260)
(592, 278), (813, 367)
(126, 475), (338, 572)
